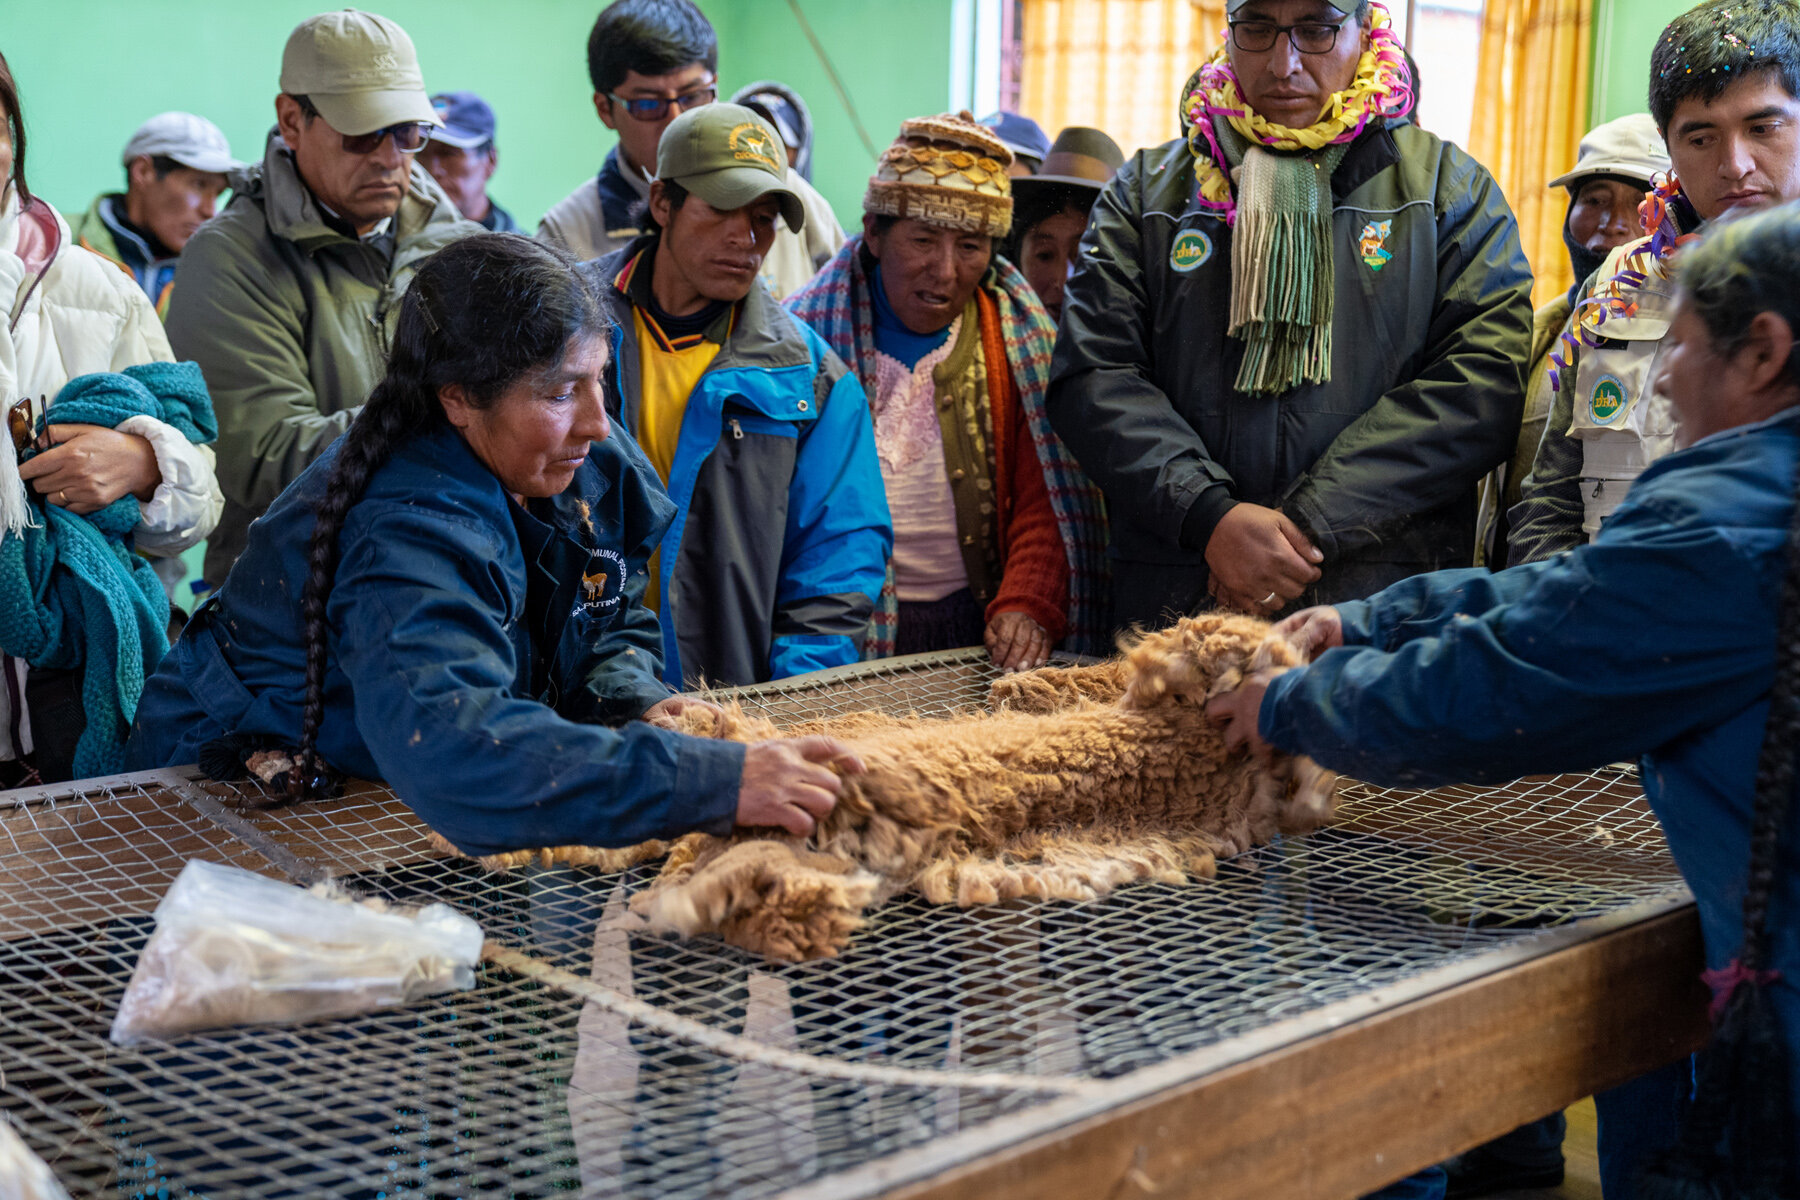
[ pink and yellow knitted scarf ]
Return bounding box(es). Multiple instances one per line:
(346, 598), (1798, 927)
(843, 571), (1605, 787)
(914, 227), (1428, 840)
(1180, 3), (1415, 228)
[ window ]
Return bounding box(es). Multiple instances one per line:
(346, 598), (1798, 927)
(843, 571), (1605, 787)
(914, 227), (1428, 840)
(1388, 0), (1486, 149)
(1009, 0), (1486, 157)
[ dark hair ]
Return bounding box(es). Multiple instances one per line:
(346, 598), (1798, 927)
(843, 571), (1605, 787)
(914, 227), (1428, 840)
(286, 93), (322, 125)
(636, 177), (689, 233)
(289, 234), (611, 803)
(1640, 203), (1800, 1198)
(125, 154), (185, 184)
(586, 0), (717, 96)
(0, 48), (31, 206)
(999, 184), (1093, 267)
(1677, 203), (1800, 391)
(1649, 0), (1800, 132)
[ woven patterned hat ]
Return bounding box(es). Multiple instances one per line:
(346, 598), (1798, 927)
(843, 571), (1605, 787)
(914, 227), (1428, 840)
(864, 111), (1014, 238)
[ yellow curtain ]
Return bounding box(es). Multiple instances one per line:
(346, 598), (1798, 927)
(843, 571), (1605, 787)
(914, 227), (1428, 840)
(1467, 0), (1593, 307)
(1019, 0), (1227, 159)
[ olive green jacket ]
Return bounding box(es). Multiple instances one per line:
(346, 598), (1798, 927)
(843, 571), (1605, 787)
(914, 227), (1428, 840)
(1475, 294), (1570, 565)
(165, 132), (478, 581)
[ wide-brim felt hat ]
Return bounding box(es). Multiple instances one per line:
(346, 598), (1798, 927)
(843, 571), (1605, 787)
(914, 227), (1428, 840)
(1012, 126), (1125, 198)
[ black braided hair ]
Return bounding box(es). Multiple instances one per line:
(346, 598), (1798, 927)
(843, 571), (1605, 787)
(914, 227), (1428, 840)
(284, 232), (609, 805)
(1641, 207), (1800, 1198)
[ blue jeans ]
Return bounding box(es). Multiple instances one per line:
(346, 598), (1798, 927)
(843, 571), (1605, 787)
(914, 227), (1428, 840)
(1595, 1058), (1693, 1200)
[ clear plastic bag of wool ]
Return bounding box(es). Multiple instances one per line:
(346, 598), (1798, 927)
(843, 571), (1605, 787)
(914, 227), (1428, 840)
(109, 859), (484, 1045)
(0, 1114), (72, 1200)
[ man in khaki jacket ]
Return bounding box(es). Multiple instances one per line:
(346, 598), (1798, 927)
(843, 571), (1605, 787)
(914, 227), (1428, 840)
(166, 8), (477, 582)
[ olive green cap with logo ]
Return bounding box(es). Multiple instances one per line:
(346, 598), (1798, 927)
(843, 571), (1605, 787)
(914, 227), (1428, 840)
(279, 9), (441, 137)
(656, 104), (805, 233)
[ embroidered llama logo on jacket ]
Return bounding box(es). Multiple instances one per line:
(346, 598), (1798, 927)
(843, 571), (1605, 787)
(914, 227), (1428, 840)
(579, 548), (628, 612)
(1358, 220), (1394, 271)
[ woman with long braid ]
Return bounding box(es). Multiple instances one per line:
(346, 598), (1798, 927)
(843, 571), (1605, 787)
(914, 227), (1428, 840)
(128, 233), (859, 857)
(1211, 204), (1800, 1188)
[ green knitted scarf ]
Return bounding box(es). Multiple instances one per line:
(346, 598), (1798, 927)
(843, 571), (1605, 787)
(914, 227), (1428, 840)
(1217, 121), (1349, 396)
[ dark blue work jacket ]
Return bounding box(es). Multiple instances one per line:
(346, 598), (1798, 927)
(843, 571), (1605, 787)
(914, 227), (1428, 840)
(1262, 406), (1800, 1137)
(127, 421), (744, 857)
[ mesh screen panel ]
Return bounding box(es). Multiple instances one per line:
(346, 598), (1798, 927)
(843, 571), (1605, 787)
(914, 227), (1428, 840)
(0, 651), (1686, 1197)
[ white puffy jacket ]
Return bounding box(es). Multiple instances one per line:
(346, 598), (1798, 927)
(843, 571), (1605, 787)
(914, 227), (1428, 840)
(1, 189), (222, 552)
(1, 188), (224, 764)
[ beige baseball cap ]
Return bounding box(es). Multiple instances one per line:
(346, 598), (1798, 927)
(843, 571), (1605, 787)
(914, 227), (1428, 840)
(1548, 113), (1670, 191)
(279, 10), (440, 137)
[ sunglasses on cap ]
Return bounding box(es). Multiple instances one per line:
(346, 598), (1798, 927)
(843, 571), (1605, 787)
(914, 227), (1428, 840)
(337, 121), (436, 155)
(604, 84), (716, 122)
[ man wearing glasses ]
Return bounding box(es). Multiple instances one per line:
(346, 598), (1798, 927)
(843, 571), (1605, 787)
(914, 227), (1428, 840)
(1048, 0), (1531, 642)
(165, 8), (478, 582)
(539, 0), (719, 261)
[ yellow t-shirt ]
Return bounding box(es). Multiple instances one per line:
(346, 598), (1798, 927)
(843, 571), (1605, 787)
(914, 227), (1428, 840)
(632, 306), (722, 612)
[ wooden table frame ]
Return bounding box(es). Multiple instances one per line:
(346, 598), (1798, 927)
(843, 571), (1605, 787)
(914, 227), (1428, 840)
(1, 764), (1703, 1200)
(785, 896), (1706, 1200)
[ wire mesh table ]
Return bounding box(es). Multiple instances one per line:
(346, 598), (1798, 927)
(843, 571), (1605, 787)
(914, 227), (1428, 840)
(0, 650), (1703, 1199)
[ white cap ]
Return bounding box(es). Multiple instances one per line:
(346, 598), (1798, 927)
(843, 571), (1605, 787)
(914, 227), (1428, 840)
(1547, 113), (1670, 191)
(122, 112), (244, 175)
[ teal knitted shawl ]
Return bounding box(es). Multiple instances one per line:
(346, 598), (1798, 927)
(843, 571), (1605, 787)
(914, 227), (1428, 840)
(0, 362), (216, 776)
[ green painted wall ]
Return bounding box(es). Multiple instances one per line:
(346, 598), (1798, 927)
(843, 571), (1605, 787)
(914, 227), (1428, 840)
(1590, 0), (1692, 125)
(3, 0), (952, 235)
(702, 0), (956, 233)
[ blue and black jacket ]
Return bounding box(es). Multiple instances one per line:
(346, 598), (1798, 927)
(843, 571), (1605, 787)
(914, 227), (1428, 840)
(587, 237), (892, 688)
(1261, 406), (1800, 1137)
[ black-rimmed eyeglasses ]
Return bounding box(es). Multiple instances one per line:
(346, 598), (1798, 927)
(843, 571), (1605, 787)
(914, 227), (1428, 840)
(604, 85), (717, 122)
(1227, 17), (1352, 55)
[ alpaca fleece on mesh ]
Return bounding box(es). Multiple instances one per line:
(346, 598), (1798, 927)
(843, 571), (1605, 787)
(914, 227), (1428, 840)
(432, 613), (1338, 962)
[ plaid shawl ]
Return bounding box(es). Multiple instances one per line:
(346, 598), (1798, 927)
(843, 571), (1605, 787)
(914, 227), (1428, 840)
(787, 237), (1109, 656)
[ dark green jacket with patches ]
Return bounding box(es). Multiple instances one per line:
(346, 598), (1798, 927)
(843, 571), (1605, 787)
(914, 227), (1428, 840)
(1046, 118), (1533, 624)
(165, 132), (479, 582)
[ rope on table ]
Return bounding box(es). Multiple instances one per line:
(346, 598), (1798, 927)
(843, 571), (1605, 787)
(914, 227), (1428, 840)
(480, 939), (1104, 1098)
